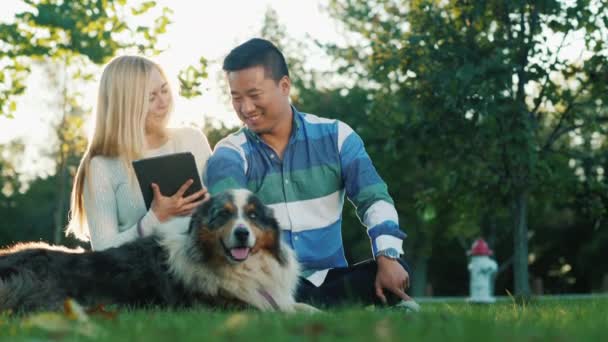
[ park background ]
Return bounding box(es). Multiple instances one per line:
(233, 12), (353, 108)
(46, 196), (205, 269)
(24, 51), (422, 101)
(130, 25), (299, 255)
(1, 0), (607, 300)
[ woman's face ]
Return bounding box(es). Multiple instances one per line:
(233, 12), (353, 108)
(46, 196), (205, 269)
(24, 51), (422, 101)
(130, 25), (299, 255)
(145, 67), (172, 136)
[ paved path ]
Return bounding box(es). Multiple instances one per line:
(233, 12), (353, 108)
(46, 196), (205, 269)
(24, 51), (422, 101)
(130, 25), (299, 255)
(417, 293), (608, 303)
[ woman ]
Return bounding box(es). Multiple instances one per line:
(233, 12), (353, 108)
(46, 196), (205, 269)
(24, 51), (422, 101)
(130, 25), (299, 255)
(66, 55), (212, 250)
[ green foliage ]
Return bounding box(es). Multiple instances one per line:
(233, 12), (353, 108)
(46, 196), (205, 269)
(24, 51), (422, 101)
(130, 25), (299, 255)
(0, 59), (29, 118)
(178, 57), (209, 99)
(0, 175), (58, 247)
(319, 0), (608, 295)
(0, 141), (25, 201)
(202, 121), (240, 149)
(0, 139), (81, 247)
(0, 0), (173, 117)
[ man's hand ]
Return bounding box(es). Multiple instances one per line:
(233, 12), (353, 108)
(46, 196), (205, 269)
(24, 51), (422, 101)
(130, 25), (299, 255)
(375, 256), (411, 304)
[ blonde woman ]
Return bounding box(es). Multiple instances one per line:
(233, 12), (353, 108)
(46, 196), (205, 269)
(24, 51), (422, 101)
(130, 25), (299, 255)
(66, 55), (212, 250)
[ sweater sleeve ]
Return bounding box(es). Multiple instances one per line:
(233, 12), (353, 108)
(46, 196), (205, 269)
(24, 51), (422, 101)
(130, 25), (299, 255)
(84, 157), (160, 251)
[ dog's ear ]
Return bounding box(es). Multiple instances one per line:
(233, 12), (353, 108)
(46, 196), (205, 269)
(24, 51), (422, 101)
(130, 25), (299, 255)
(272, 224), (289, 266)
(248, 194), (279, 230)
(189, 191), (234, 233)
(261, 204), (288, 266)
(262, 205), (276, 224)
(188, 197), (214, 234)
(187, 196), (215, 263)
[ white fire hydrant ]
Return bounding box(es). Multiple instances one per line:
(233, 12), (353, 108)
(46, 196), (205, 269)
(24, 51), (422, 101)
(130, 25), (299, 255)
(467, 238), (498, 303)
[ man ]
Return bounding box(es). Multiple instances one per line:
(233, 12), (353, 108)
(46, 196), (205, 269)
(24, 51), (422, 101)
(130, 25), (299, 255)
(204, 38), (415, 308)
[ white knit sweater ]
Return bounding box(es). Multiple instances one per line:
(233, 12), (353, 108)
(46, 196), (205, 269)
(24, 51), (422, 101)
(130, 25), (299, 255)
(83, 127), (212, 250)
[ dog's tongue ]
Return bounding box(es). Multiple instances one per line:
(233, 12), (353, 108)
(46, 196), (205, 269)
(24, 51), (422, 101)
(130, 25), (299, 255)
(230, 247), (250, 260)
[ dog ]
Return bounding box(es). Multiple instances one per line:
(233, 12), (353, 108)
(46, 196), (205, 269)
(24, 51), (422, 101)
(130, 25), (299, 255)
(0, 189), (318, 314)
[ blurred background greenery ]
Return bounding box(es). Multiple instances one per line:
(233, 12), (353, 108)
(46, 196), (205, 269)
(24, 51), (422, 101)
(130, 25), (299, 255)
(1, 0), (608, 299)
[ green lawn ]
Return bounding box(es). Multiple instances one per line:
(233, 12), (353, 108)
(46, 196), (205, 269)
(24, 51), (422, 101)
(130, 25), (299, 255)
(1, 298), (606, 341)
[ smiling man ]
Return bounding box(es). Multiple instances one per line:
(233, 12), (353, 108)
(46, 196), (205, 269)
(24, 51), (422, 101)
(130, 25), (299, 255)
(203, 38), (415, 309)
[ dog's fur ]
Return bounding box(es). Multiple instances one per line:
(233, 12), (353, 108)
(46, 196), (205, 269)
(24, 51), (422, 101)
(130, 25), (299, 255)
(0, 189), (317, 314)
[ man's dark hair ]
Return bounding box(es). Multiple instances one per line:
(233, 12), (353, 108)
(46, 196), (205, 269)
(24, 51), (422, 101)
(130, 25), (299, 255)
(222, 38), (289, 82)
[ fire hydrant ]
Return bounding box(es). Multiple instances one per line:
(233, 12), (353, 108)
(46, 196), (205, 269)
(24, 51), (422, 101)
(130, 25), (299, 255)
(467, 238), (498, 303)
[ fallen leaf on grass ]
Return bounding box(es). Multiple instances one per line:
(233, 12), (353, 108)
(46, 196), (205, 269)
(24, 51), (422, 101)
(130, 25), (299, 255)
(290, 322), (327, 338)
(21, 312), (101, 338)
(218, 313), (249, 332)
(64, 298), (89, 322)
(20, 298), (103, 338)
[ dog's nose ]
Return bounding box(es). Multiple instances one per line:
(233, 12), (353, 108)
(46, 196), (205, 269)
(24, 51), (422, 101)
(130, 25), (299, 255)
(234, 227), (249, 243)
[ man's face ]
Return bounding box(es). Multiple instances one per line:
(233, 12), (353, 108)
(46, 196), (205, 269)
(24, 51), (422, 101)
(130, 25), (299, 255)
(227, 65), (290, 135)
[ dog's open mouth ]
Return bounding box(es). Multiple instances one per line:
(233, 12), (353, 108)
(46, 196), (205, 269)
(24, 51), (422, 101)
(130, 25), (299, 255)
(221, 240), (251, 262)
(229, 247), (250, 261)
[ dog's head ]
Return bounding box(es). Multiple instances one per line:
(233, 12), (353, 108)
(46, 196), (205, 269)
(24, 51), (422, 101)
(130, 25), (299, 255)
(188, 189), (285, 265)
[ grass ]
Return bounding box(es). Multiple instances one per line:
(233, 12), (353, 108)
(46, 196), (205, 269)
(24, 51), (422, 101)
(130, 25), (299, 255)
(1, 298), (607, 341)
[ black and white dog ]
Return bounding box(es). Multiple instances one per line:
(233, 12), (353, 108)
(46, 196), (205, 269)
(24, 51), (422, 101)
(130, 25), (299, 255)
(0, 189), (317, 314)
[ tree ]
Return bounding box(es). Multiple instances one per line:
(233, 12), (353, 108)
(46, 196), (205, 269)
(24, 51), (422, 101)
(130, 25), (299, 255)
(34, 58), (90, 243)
(0, 0), (173, 117)
(325, 0), (608, 296)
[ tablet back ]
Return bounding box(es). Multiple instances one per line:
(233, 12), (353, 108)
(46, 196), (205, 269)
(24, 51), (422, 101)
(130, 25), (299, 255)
(132, 152), (203, 210)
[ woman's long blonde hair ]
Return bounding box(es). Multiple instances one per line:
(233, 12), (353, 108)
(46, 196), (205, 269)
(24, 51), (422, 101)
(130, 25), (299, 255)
(66, 55), (172, 241)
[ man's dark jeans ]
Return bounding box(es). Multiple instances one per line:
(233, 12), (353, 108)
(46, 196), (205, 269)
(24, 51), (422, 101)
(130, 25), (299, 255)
(295, 258), (412, 308)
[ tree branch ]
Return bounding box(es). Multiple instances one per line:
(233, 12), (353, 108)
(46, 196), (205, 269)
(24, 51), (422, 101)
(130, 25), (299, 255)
(541, 82), (591, 152)
(532, 32), (569, 117)
(544, 147), (593, 160)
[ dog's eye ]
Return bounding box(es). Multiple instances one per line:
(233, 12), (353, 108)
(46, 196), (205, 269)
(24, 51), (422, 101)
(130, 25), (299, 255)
(215, 209), (228, 217)
(248, 212), (257, 219)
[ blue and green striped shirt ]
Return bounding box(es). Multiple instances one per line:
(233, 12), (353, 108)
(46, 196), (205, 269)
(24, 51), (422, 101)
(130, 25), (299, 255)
(203, 107), (406, 283)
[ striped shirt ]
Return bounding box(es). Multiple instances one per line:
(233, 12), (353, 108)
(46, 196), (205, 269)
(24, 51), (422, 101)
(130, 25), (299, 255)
(203, 107), (406, 285)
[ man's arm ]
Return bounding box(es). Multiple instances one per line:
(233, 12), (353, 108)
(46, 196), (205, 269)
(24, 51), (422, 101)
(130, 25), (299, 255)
(337, 121), (407, 253)
(338, 121), (410, 303)
(203, 137), (248, 195)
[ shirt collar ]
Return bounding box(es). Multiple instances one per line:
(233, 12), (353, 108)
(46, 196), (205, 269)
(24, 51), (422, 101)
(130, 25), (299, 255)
(244, 105), (303, 143)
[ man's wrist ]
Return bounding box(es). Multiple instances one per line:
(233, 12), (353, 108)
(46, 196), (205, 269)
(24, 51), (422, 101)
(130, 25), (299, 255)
(375, 247), (401, 260)
(376, 255), (398, 267)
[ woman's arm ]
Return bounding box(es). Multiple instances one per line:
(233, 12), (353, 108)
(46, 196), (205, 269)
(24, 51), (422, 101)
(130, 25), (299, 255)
(83, 158), (160, 250)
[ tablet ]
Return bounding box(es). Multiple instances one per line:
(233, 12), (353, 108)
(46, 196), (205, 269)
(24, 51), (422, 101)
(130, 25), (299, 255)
(132, 152), (203, 210)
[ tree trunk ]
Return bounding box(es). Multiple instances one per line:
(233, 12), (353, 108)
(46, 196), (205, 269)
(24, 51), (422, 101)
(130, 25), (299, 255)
(512, 189), (531, 297)
(53, 154), (68, 244)
(53, 60), (69, 244)
(411, 255), (428, 297)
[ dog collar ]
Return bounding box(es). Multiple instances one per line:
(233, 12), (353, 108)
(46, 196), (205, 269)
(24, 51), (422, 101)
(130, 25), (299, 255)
(257, 288), (280, 311)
